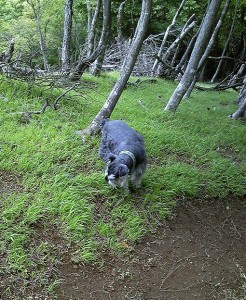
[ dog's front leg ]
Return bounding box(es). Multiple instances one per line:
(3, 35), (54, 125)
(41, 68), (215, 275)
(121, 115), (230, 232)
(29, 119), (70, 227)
(121, 177), (130, 194)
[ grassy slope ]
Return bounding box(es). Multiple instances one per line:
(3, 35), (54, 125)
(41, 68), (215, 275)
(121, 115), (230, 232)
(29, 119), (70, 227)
(0, 72), (245, 296)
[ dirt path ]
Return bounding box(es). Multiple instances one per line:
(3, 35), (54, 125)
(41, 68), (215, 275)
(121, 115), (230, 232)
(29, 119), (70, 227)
(57, 197), (246, 300)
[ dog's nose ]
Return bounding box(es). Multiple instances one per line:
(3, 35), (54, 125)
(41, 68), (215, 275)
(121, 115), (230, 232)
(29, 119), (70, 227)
(105, 175), (108, 182)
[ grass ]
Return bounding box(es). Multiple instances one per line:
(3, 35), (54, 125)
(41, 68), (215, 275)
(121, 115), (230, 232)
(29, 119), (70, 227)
(0, 72), (245, 298)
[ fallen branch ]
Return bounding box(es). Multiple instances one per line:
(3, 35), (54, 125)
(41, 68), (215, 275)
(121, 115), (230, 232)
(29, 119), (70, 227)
(53, 82), (80, 108)
(154, 54), (184, 77)
(10, 83), (81, 119)
(209, 56), (246, 64)
(196, 82), (244, 91)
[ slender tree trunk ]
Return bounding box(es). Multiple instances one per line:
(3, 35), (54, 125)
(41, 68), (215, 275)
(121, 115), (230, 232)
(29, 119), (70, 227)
(230, 81), (246, 119)
(117, 0), (126, 41)
(184, 0), (231, 98)
(27, 0), (49, 71)
(229, 63), (246, 85)
(116, 1), (126, 65)
(174, 32), (198, 78)
(152, 0), (186, 76)
(164, 0), (223, 112)
(61, 0), (73, 73)
(69, 0), (108, 80)
(77, 0), (151, 138)
(160, 18), (195, 65)
(211, 0), (239, 82)
(87, 0), (102, 58)
(91, 0), (111, 76)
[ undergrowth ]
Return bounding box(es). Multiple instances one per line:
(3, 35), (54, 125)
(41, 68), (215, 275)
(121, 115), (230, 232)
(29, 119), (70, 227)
(0, 72), (245, 299)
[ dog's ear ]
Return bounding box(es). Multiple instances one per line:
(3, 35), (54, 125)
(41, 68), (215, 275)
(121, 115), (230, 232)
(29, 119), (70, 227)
(108, 154), (117, 162)
(119, 164), (129, 177)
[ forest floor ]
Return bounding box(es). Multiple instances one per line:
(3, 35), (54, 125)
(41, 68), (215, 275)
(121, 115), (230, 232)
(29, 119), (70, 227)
(56, 197), (246, 300)
(1, 170), (246, 300)
(1, 75), (246, 300)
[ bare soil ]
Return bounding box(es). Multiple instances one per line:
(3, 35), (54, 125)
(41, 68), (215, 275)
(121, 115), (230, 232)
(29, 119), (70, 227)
(57, 197), (246, 300)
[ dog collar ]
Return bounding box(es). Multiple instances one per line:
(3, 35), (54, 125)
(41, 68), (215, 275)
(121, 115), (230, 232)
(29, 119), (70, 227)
(119, 150), (136, 170)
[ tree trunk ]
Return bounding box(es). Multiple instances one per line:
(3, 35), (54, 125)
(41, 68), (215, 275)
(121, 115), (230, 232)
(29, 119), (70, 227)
(157, 17), (196, 74)
(164, 0), (223, 112)
(174, 32), (198, 78)
(61, 0), (73, 73)
(152, 0), (186, 76)
(117, 1), (126, 42)
(27, 0), (49, 71)
(91, 0), (111, 76)
(87, 0), (102, 58)
(77, 0), (151, 138)
(69, 0), (109, 80)
(184, 0), (231, 98)
(229, 63), (246, 86)
(211, 0), (239, 82)
(116, 1), (126, 65)
(230, 83), (246, 119)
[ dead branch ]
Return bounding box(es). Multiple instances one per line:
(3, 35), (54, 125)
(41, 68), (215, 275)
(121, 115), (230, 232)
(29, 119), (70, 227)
(196, 82), (244, 91)
(209, 56), (246, 64)
(10, 82), (81, 120)
(53, 82), (80, 108)
(154, 54), (184, 77)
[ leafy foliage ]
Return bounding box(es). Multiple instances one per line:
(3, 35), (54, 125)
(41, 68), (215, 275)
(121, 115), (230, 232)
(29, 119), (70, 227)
(0, 0), (245, 68)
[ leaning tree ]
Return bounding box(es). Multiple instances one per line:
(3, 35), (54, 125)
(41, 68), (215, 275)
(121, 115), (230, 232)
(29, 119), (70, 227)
(164, 0), (223, 112)
(69, 0), (110, 81)
(230, 78), (246, 119)
(76, 0), (152, 138)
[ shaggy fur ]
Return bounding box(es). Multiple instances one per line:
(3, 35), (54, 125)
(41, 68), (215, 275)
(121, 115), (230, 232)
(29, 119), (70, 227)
(99, 119), (147, 192)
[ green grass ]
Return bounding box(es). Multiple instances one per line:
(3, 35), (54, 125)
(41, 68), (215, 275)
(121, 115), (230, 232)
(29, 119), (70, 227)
(0, 72), (245, 298)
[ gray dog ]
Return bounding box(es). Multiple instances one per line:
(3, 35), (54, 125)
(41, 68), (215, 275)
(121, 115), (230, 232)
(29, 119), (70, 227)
(99, 119), (147, 192)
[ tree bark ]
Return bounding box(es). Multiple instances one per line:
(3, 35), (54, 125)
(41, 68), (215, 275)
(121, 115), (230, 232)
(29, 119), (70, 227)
(27, 0), (49, 71)
(164, 0), (223, 112)
(87, 0), (102, 58)
(69, 0), (109, 80)
(230, 82), (246, 119)
(116, 1), (126, 65)
(77, 0), (151, 138)
(184, 0), (231, 98)
(61, 0), (73, 73)
(152, 0), (186, 76)
(91, 0), (111, 76)
(211, 0), (239, 82)
(157, 17), (196, 77)
(174, 32), (198, 78)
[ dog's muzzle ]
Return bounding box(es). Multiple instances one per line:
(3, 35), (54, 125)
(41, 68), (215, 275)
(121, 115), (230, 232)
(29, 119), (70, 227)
(105, 174), (118, 188)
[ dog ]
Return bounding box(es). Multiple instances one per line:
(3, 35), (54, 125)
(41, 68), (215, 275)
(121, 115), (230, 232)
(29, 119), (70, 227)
(99, 119), (147, 192)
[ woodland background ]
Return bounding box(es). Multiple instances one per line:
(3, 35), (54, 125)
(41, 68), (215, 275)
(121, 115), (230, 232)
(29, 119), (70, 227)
(1, 0), (246, 129)
(0, 0), (245, 80)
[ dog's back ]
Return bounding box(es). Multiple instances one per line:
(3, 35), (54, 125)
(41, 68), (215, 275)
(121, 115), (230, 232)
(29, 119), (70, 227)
(102, 119), (144, 145)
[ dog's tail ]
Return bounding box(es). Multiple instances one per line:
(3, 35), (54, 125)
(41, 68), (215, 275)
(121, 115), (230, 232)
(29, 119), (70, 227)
(100, 118), (110, 128)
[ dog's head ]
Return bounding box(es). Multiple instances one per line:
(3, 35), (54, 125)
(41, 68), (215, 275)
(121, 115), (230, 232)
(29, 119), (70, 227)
(105, 155), (129, 189)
